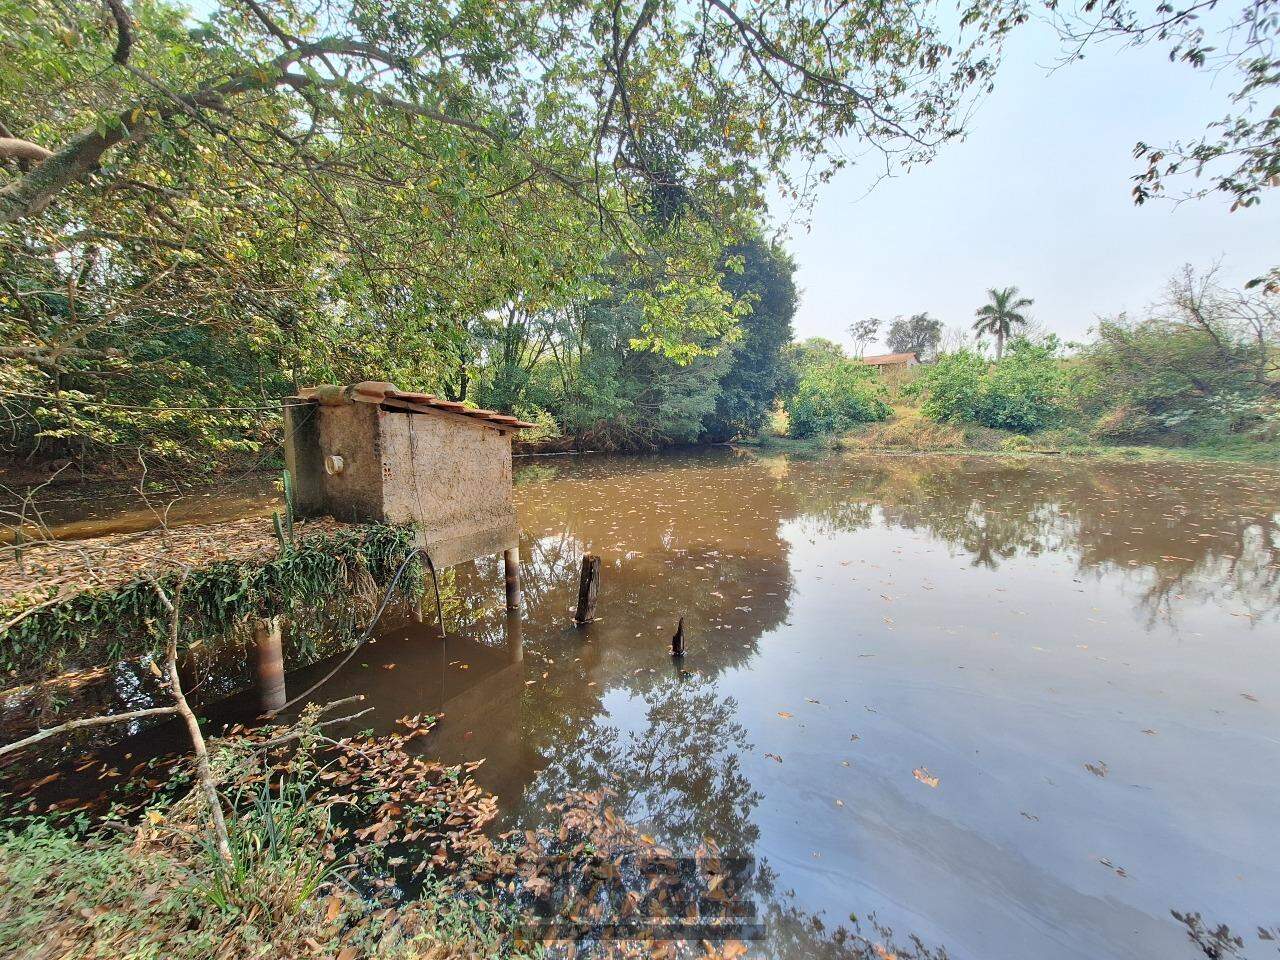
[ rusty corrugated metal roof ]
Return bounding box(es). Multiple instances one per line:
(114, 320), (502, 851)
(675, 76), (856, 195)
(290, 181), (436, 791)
(296, 383), (538, 430)
(861, 352), (918, 366)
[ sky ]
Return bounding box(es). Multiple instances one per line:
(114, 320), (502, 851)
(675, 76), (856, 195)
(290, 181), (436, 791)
(780, 17), (1280, 354)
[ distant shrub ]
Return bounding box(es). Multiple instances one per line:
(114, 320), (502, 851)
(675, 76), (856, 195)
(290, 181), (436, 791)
(913, 340), (1068, 433)
(1000, 434), (1034, 451)
(787, 359), (891, 437)
(1072, 272), (1278, 445)
(977, 340), (1069, 432)
(913, 350), (987, 423)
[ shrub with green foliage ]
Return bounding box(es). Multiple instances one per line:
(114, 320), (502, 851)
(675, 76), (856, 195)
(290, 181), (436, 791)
(914, 350), (988, 424)
(977, 340), (1070, 432)
(914, 340), (1068, 433)
(1074, 316), (1274, 444)
(787, 359), (891, 438)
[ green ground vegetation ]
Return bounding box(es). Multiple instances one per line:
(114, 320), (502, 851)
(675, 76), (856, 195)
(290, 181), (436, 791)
(759, 269), (1279, 464)
(0, 522), (423, 684)
(0, 709), (533, 960)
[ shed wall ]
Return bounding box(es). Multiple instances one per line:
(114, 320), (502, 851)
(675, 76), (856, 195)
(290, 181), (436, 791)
(378, 410), (518, 566)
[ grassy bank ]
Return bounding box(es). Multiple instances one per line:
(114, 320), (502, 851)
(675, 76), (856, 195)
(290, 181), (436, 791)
(0, 709), (530, 960)
(745, 405), (1280, 465)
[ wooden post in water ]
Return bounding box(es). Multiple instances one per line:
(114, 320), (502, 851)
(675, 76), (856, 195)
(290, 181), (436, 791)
(504, 547), (522, 613)
(253, 616), (287, 711)
(574, 554), (601, 626)
(671, 617), (686, 658)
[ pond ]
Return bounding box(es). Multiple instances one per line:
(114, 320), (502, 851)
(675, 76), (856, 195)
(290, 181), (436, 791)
(14, 448), (1280, 957)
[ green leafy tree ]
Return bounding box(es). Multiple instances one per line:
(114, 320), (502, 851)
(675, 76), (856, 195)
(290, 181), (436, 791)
(1074, 268), (1278, 442)
(977, 338), (1068, 432)
(913, 350), (988, 423)
(701, 239), (797, 442)
(973, 286), (1034, 359)
(0, 0), (1019, 469)
(885, 312), (942, 360)
(786, 358), (891, 438)
(914, 339), (1068, 432)
(777, 337), (848, 399)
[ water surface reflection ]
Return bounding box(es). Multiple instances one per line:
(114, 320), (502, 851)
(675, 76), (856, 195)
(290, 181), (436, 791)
(15, 449), (1280, 958)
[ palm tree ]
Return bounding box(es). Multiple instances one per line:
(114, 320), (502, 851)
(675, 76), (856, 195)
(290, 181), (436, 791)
(973, 286), (1034, 360)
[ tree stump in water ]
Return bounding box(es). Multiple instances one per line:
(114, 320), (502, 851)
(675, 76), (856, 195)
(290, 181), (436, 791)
(574, 554), (601, 626)
(671, 617), (686, 658)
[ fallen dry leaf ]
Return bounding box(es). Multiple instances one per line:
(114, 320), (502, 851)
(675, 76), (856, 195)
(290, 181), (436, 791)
(913, 767), (939, 788)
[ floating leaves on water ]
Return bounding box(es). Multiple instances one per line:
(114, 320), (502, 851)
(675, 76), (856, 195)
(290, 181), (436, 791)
(1241, 692), (1259, 702)
(764, 753), (783, 763)
(1098, 857), (1128, 878)
(913, 767), (940, 788)
(1020, 811), (1039, 822)
(1085, 761), (1109, 778)
(776, 711), (793, 719)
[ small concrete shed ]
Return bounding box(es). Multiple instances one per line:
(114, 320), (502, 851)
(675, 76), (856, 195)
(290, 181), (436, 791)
(284, 382), (535, 570)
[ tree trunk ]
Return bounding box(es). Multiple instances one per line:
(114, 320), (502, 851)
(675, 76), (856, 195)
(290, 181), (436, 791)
(156, 576), (233, 867)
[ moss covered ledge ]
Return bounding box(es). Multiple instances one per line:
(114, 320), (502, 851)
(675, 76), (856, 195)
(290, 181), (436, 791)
(0, 519), (423, 683)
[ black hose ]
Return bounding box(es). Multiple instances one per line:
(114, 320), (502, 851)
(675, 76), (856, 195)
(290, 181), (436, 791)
(269, 546), (445, 715)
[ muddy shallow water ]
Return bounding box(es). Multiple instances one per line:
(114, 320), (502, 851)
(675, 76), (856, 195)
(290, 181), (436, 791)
(12, 449), (1280, 957)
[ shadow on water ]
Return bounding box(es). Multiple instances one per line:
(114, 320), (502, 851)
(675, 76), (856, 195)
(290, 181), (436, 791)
(6, 447), (1280, 958)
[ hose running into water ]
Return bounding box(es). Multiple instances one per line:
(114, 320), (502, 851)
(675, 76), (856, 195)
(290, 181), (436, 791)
(269, 545), (446, 715)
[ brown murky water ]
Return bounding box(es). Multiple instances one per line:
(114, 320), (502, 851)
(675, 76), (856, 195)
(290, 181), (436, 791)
(11, 449), (1280, 957)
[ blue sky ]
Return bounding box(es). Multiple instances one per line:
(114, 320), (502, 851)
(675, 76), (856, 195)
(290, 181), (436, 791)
(782, 18), (1280, 353)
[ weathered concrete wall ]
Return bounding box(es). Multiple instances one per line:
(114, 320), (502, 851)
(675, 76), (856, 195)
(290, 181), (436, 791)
(286, 401), (386, 522)
(318, 402), (386, 522)
(378, 409), (518, 566)
(283, 403), (325, 516)
(285, 398), (518, 566)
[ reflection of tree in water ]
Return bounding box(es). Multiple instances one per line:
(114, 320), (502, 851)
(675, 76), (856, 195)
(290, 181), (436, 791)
(756, 889), (951, 960)
(783, 456), (1075, 569)
(513, 673), (954, 960)
(524, 675), (760, 856)
(513, 449), (796, 687)
(760, 452), (1280, 623)
(1170, 909), (1280, 959)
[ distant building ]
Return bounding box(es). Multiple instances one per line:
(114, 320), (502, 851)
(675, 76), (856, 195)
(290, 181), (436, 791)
(861, 351), (919, 371)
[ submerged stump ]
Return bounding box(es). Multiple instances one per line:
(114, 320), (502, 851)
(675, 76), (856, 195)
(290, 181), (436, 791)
(574, 554), (601, 626)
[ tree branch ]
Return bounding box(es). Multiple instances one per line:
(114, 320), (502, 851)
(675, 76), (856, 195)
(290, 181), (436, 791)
(102, 0), (133, 65)
(154, 573), (233, 867)
(0, 705), (180, 759)
(0, 138), (54, 164)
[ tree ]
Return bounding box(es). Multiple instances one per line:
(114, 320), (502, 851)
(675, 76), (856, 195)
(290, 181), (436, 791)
(849, 317), (881, 358)
(702, 239), (797, 442)
(1076, 267), (1279, 442)
(0, 0), (1018, 468)
(973, 287), (1033, 359)
(777, 337), (847, 398)
(885, 312), (943, 360)
(786, 358), (891, 437)
(913, 339), (1068, 432)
